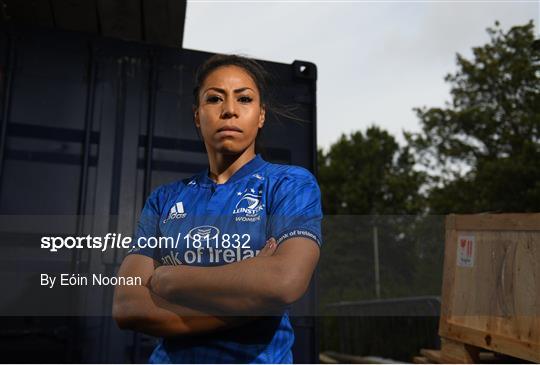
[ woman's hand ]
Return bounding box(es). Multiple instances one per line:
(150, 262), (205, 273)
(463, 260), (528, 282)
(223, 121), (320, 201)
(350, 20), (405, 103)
(148, 266), (167, 297)
(258, 237), (278, 257)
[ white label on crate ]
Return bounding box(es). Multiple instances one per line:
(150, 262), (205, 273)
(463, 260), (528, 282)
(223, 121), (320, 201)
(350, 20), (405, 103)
(457, 235), (475, 267)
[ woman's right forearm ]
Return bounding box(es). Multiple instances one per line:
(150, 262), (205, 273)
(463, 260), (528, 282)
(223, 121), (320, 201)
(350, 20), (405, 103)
(113, 284), (248, 337)
(113, 255), (252, 337)
(113, 286), (189, 337)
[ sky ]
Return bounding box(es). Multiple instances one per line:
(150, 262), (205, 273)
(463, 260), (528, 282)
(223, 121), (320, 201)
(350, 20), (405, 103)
(183, 1), (539, 151)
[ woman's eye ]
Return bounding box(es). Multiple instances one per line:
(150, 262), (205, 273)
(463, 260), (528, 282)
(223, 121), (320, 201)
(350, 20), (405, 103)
(239, 96), (253, 103)
(206, 96), (221, 103)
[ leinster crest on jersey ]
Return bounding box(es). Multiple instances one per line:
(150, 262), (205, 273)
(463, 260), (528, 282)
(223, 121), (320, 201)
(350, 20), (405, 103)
(233, 188), (264, 222)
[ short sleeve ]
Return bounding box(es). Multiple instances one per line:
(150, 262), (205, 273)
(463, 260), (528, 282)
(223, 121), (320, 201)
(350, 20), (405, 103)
(127, 187), (163, 260)
(268, 169), (323, 247)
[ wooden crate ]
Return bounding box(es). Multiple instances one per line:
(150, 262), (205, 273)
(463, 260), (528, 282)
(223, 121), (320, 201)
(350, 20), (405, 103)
(439, 214), (540, 363)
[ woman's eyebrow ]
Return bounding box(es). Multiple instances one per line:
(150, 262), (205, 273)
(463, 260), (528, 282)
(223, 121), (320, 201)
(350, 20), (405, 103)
(204, 87), (254, 94)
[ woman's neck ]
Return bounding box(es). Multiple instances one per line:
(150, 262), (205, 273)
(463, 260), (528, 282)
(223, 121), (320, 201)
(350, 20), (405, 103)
(207, 147), (256, 184)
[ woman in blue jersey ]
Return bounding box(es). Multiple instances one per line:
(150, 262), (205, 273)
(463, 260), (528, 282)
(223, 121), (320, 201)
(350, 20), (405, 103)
(113, 54), (323, 364)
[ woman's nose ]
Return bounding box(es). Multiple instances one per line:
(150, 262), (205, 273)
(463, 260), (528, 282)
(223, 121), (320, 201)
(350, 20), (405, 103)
(221, 98), (237, 118)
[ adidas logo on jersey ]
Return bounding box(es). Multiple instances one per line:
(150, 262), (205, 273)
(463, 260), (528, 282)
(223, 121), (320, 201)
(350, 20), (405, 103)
(163, 202), (187, 223)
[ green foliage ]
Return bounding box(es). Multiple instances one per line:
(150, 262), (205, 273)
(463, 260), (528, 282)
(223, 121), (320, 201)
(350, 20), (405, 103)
(407, 21), (540, 213)
(318, 126), (426, 215)
(317, 128), (437, 308)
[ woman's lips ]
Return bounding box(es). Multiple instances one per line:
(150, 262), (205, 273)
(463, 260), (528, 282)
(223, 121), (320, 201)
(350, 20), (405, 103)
(217, 126), (242, 132)
(216, 126), (243, 136)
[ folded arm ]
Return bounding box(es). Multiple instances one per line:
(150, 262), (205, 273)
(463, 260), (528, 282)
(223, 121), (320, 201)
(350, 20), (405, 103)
(112, 254), (252, 337)
(149, 237), (321, 315)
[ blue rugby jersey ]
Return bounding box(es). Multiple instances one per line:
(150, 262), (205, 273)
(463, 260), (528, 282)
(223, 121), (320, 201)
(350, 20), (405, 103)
(127, 154), (323, 364)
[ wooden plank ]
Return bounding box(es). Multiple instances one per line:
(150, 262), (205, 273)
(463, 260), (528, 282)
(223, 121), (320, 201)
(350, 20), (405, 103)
(50, 0), (98, 33)
(412, 355), (431, 364)
(319, 352), (339, 364)
(454, 213), (540, 231)
(419, 349), (443, 363)
(418, 343), (520, 364)
(322, 351), (401, 364)
(443, 322), (540, 363)
(440, 337), (480, 363)
(439, 219), (457, 337)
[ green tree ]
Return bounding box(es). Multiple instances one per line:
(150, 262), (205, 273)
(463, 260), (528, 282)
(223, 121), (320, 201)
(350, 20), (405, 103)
(318, 126), (425, 215)
(317, 128), (440, 359)
(317, 127), (428, 306)
(407, 21), (540, 213)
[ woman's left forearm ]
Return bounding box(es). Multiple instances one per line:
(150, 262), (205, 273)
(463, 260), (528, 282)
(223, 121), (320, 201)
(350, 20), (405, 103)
(150, 237), (319, 315)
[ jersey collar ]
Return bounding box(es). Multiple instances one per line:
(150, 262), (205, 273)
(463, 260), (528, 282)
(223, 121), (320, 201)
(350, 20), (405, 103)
(198, 154), (266, 188)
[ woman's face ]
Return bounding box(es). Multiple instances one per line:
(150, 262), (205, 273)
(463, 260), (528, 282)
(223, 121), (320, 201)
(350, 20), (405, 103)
(194, 65), (265, 155)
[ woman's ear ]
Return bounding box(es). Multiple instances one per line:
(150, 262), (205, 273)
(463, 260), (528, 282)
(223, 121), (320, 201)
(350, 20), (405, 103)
(193, 105), (200, 129)
(258, 105), (266, 128)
